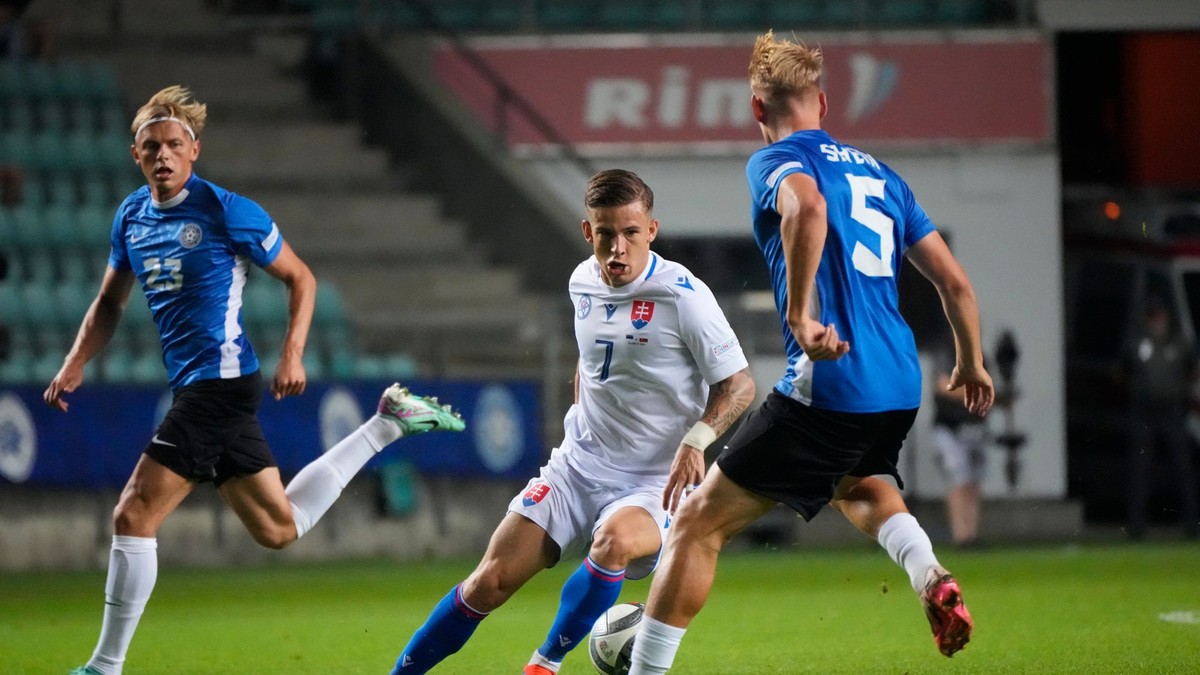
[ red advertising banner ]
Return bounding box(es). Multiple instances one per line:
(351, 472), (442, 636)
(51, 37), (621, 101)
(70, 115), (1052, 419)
(435, 36), (1051, 151)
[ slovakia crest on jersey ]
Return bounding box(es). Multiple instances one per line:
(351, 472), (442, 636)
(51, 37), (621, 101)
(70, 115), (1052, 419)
(522, 482), (551, 507)
(630, 300), (655, 330)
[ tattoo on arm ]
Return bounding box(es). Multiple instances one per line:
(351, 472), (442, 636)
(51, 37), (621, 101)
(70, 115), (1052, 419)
(700, 367), (756, 436)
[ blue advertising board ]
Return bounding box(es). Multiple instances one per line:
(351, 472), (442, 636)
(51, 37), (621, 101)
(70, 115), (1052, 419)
(0, 380), (542, 488)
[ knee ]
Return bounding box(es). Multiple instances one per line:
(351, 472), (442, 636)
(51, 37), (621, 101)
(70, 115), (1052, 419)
(249, 523), (297, 550)
(464, 561), (519, 612)
(112, 495), (157, 536)
(589, 528), (640, 570)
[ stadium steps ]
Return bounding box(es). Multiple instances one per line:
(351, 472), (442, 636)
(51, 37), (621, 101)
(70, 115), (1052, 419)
(49, 2), (563, 380)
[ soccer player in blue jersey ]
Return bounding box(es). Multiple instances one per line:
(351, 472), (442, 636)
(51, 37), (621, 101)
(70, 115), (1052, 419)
(388, 170), (755, 675)
(43, 86), (465, 675)
(629, 32), (995, 673)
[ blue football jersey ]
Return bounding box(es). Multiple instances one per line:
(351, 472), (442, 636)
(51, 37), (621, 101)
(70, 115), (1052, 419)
(746, 129), (935, 412)
(109, 174), (284, 389)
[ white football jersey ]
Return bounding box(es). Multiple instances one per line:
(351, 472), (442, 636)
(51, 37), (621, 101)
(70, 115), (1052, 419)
(558, 252), (748, 483)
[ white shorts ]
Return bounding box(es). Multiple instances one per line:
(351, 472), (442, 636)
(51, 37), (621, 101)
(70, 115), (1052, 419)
(507, 452), (670, 580)
(932, 424), (988, 488)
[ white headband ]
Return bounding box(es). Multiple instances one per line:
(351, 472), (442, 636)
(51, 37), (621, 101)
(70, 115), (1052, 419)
(135, 116), (196, 140)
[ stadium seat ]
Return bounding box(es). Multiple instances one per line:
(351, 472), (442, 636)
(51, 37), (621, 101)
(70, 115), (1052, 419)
(65, 129), (105, 172)
(24, 247), (57, 285)
(10, 204), (45, 248)
(766, 0), (825, 26)
(0, 130), (35, 168)
(0, 345), (35, 384)
(43, 203), (79, 247)
(128, 350), (166, 384)
(328, 346), (356, 380)
(313, 281), (347, 327)
(31, 132), (67, 172)
(877, 0), (933, 25)
(20, 61), (57, 101)
(706, 0), (762, 28)
(934, 0), (988, 23)
(54, 281), (94, 327)
(101, 345), (135, 383)
(2, 99), (35, 133)
(37, 100), (68, 133)
(83, 62), (121, 105)
(77, 203), (115, 250)
(19, 281), (58, 328)
(0, 282), (23, 326)
(242, 279), (289, 327)
(536, 0), (595, 28)
(0, 61), (22, 101)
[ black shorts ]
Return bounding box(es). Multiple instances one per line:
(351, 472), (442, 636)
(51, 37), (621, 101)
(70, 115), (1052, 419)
(144, 372), (276, 486)
(715, 391), (918, 521)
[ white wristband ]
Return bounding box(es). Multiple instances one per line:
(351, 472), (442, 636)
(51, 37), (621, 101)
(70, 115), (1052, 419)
(681, 421), (718, 452)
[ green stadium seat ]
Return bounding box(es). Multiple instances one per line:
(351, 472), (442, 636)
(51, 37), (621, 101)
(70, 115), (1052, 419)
(21, 61), (57, 101)
(384, 352), (419, 380)
(877, 0), (932, 25)
(707, 0), (762, 28)
(80, 175), (112, 207)
(824, 0), (857, 24)
(128, 350), (165, 384)
(328, 346), (356, 380)
(242, 279), (289, 327)
(0, 346), (35, 384)
(19, 281), (58, 327)
(101, 345), (135, 383)
(352, 353), (387, 380)
(34, 324), (69, 354)
(0, 130), (35, 168)
(84, 62), (121, 104)
(0, 205), (13, 245)
(10, 204), (45, 248)
(55, 61), (92, 103)
(17, 172), (48, 206)
(0, 283), (23, 326)
(536, 0), (595, 28)
(303, 350), (326, 380)
(37, 100), (68, 133)
(766, 0), (825, 26)
(77, 203), (114, 250)
(31, 132), (67, 172)
(96, 102), (128, 134)
(0, 61), (22, 101)
(24, 247), (57, 285)
(59, 247), (102, 285)
(65, 130), (105, 172)
(934, 0), (988, 23)
(313, 281), (346, 327)
(2, 99), (35, 133)
(43, 203), (79, 247)
(598, 0), (687, 28)
(54, 282), (94, 327)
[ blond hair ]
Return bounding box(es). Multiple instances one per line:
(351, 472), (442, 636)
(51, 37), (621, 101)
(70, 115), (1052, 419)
(130, 85), (208, 138)
(748, 30), (824, 113)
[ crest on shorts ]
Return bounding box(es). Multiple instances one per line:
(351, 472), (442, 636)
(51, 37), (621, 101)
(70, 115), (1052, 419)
(179, 222), (202, 249)
(630, 300), (655, 330)
(522, 482), (551, 507)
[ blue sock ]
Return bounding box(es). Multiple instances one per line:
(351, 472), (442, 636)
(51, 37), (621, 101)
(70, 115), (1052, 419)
(537, 556), (626, 663)
(392, 584), (487, 674)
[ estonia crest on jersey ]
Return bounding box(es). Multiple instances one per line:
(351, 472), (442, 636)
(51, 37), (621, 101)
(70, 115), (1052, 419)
(630, 300), (655, 330)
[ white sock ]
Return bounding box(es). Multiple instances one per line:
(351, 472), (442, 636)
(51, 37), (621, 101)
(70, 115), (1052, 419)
(286, 415), (400, 538)
(628, 616), (687, 675)
(877, 512), (940, 593)
(527, 649), (560, 672)
(87, 535), (158, 675)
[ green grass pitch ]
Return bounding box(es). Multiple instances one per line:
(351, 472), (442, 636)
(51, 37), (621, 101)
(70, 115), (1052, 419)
(3, 543), (1198, 674)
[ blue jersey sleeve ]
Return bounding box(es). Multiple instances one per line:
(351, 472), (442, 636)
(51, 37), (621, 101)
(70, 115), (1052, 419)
(746, 146), (814, 216)
(222, 193), (283, 267)
(107, 204), (131, 271)
(897, 177), (936, 249)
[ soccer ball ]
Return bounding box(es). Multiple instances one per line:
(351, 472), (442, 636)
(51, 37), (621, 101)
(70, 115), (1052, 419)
(588, 601), (644, 675)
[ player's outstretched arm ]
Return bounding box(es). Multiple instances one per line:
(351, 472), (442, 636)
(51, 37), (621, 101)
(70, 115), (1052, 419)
(907, 232), (994, 417)
(262, 241), (316, 400)
(44, 266), (136, 412)
(664, 367), (756, 513)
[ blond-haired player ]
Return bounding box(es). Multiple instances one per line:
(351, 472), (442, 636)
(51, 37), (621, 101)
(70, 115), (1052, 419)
(47, 86), (465, 675)
(629, 32), (994, 673)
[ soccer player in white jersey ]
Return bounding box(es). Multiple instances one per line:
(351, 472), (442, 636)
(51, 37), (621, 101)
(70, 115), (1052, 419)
(629, 32), (995, 674)
(44, 86), (465, 675)
(389, 169), (756, 675)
